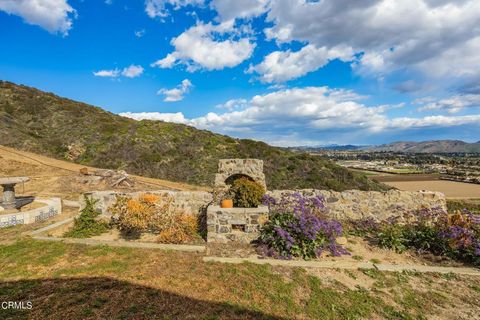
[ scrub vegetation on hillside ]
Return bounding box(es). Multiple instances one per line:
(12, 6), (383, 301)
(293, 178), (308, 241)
(0, 81), (386, 191)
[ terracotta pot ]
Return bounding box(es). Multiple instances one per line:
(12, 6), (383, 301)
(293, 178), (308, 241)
(221, 199), (233, 208)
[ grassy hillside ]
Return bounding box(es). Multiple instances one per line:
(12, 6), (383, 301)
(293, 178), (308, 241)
(0, 81), (386, 191)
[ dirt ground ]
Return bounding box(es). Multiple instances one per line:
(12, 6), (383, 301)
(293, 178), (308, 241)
(0, 144), (208, 201)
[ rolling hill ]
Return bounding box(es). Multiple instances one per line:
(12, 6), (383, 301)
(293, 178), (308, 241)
(369, 140), (480, 153)
(0, 81), (386, 191)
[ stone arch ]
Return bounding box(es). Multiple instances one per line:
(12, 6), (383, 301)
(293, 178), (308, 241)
(214, 159), (266, 190)
(224, 173), (255, 186)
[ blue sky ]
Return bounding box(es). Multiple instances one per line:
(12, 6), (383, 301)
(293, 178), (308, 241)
(1, 0), (480, 146)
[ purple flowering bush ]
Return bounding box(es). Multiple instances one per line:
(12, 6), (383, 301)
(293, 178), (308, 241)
(258, 193), (349, 260)
(349, 207), (480, 266)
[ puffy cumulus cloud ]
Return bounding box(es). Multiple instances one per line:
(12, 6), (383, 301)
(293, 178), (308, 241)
(145, 0), (204, 18)
(121, 65), (144, 78)
(0, 0), (76, 35)
(417, 94), (480, 114)
(414, 36), (480, 78)
(157, 79), (193, 102)
(249, 44), (354, 83)
(93, 65), (144, 78)
(256, 0), (480, 82)
(215, 98), (249, 110)
(151, 21), (255, 71)
(120, 86), (480, 145)
(210, 0), (268, 21)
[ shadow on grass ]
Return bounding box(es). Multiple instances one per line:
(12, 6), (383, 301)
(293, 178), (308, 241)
(0, 276), (285, 320)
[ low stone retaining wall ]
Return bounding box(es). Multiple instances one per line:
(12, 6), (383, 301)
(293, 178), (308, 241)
(267, 189), (447, 221)
(83, 190), (213, 217)
(83, 189), (446, 222)
(0, 198), (62, 228)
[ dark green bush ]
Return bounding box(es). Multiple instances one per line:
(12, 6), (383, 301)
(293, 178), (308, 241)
(228, 178), (265, 208)
(64, 196), (109, 238)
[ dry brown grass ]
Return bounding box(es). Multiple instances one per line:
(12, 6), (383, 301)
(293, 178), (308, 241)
(0, 145), (208, 201)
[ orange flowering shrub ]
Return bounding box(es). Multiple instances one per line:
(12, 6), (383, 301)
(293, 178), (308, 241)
(158, 214), (198, 244)
(109, 193), (199, 243)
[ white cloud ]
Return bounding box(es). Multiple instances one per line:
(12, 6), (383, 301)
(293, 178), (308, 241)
(417, 94), (480, 113)
(249, 44), (354, 83)
(134, 29), (146, 38)
(387, 115), (480, 129)
(157, 79), (193, 101)
(93, 65), (144, 78)
(215, 98), (249, 110)
(254, 0), (480, 82)
(93, 69), (120, 77)
(211, 0), (268, 21)
(0, 0), (76, 35)
(120, 111), (188, 123)
(120, 86), (480, 145)
(121, 65), (144, 78)
(152, 21), (255, 71)
(145, 0), (204, 18)
(153, 53), (177, 68)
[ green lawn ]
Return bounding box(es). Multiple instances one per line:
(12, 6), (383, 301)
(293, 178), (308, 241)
(0, 235), (479, 319)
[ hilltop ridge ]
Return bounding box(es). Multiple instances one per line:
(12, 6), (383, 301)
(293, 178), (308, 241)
(0, 81), (385, 191)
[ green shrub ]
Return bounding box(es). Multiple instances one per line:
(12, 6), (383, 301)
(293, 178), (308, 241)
(447, 200), (480, 214)
(228, 178), (265, 208)
(363, 208), (480, 266)
(377, 224), (408, 253)
(64, 196), (109, 238)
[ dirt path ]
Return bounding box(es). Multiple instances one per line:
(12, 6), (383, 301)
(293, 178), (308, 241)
(203, 256), (480, 276)
(0, 144), (208, 194)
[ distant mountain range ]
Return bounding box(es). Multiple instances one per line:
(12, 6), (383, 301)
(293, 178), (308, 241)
(290, 140), (480, 153)
(289, 144), (367, 151)
(368, 140), (480, 153)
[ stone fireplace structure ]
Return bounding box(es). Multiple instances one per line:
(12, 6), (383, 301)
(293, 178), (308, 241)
(208, 159), (269, 243)
(214, 159), (266, 190)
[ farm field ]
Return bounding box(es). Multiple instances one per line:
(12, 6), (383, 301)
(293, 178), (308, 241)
(381, 179), (480, 199)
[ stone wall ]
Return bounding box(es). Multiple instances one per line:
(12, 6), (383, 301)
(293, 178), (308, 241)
(267, 189), (447, 221)
(82, 190), (213, 218)
(207, 205), (269, 243)
(82, 188), (447, 223)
